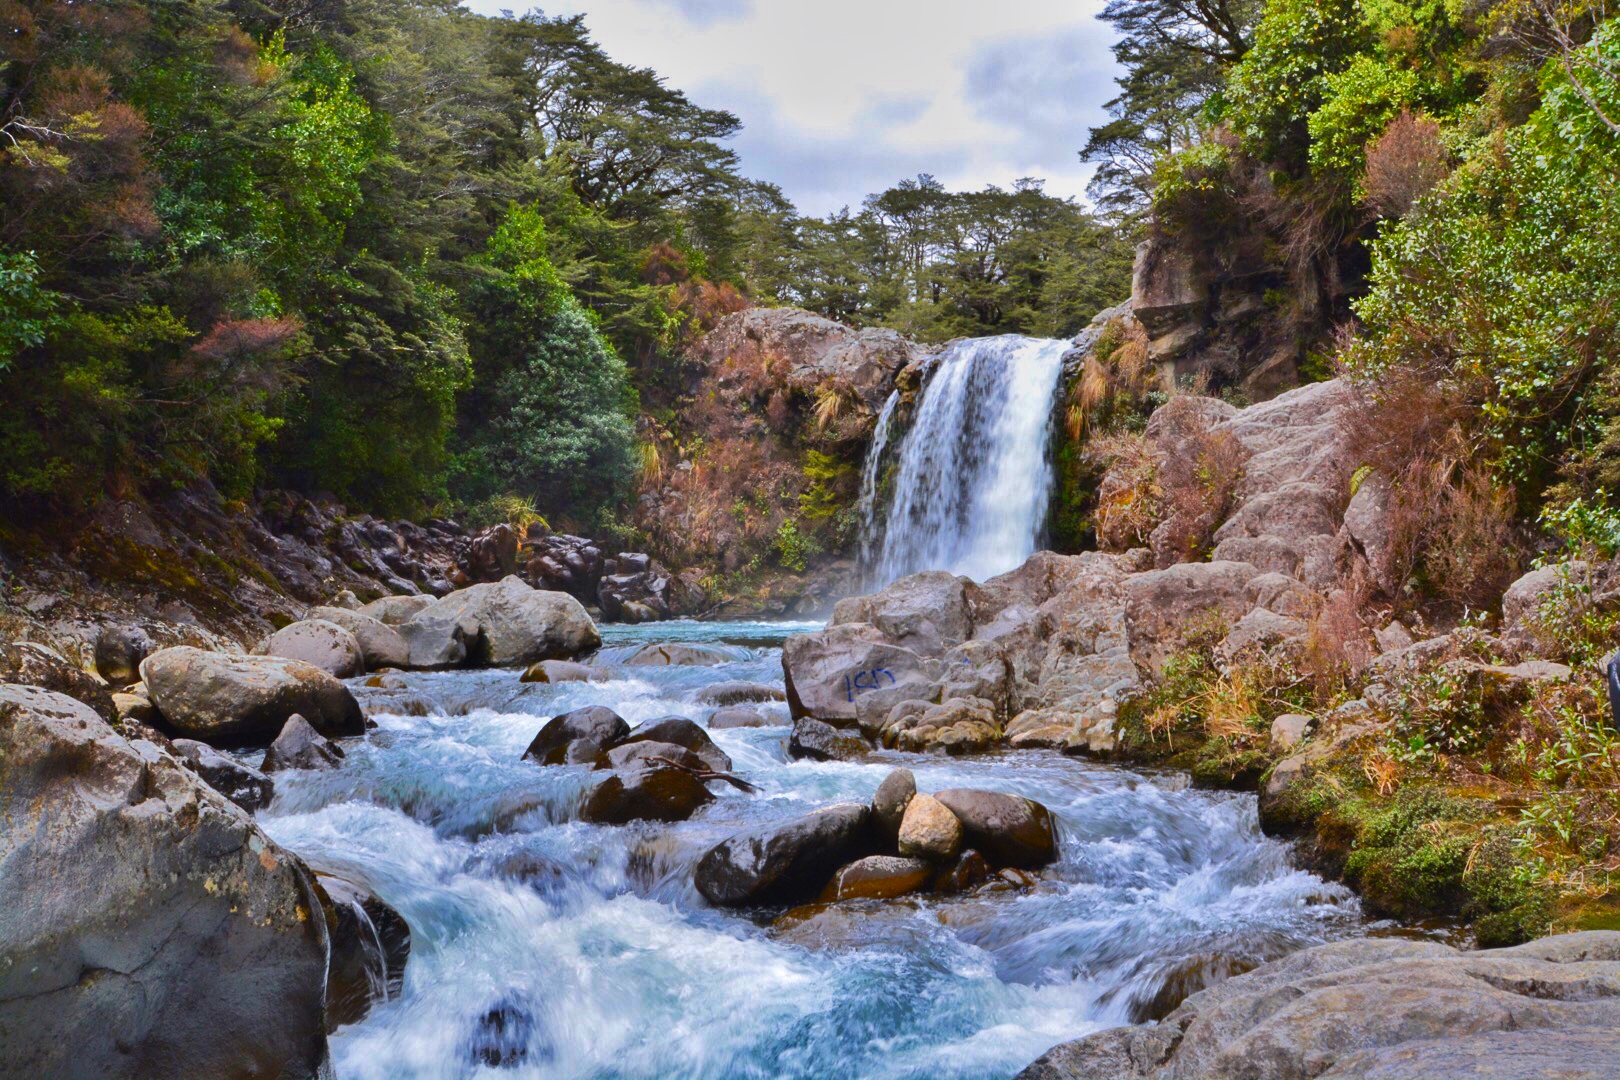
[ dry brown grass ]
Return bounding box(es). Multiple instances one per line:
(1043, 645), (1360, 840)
(1153, 425), (1246, 565)
(1303, 569), (1377, 697)
(1091, 430), (1164, 551)
(1363, 748), (1402, 796)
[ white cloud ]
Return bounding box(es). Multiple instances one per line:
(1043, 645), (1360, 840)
(462, 0), (1119, 214)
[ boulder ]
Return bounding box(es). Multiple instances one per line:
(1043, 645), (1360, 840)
(695, 803), (878, 907)
(409, 576), (600, 666)
(172, 738), (275, 812)
(621, 642), (738, 667)
(782, 623), (938, 725)
(112, 683), (160, 725)
(260, 618), (366, 678)
(0, 640), (117, 721)
(0, 685), (329, 1078)
(709, 705), (776, 729)
(789, 717), (870, 761)
(871, 767), (916, 840)
(602, 740), (710, 773)
(934, 849), (992, 894)
(396, 609), (476, 669)
(468, 998), (538, 1068)
(522, 705), (629, 766)
(822, 856), (933, 901)
(1017, 933), (1620, 1080)
(319, 875), (411, 1030)
(1502, 562), (1582, 642)
(933, 789), (1057, 869)
(1269, 713), (1314, 754)
(830, 570), (980, 656)
(696, 680), (787, 706)
(897, 793), (963, 861)
(1122, 561), (1261, 672)
(597, 557), (707, 623)
(520, 659), (603, 684)
(360, 593), (436, 626)
(307, 606), (411, 671)
(261, 714), (345, 773)
(140, 646), (364, 743)
(581, 764), (714, 824)
(94, 623), (153, 685)
(619, 715), (732, 772)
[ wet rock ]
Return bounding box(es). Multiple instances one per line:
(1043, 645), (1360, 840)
(469, 998), (540, 1068)
(789, 717), (870, 761)
(520, 659), (603, 684)
(172, 738), (275, 812)
(261, 714), (345, 772)
(1018, 932), (1620, 1079)
(307, 606), (411, 671)
(581, 764), (715, 824)
(352, 685), (439, 718)
(260, 618), (366, 678)
(0, 640), (116, 721)
(933, 789), (1057, 869)
(141, 646), (364, 743)
(522, 705), (629, 766)
(319, 875), (411, 1030)
(697, 680), (787, 705)
(360, 593), (436, 625)
(0, 685), (329, 1079)
(822, 855), (933, 901)
(621, 642), (737, 667)
(408, 575), (600, 667)
(696, 803), (878, 908)
(619, 715), (732, 772)
(710, 705), (776, 729)
(871, 767), (916, 840)
(602, 739), (707, 772)
(782, 623), (938, 725)
(933, 849), (991, 894)
(897, 793), (963, 861)
(94, 623), (153, 685)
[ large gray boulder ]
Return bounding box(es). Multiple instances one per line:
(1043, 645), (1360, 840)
(830, 570), (981, 657)
(407, 576), (600, 667)
(141, 646), (365, 744)
(359, 593), (435, 626)
(1017, 932), (1620, 1080)
(307, 606), (411, 671)
(695, 803), (877, 907)
(0, 685), (330, 1078)
(782, 623), (938, 725)
(260, 618), (366, 678)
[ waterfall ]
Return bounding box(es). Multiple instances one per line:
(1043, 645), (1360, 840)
(868, 335), (1069, 586)
(855, 389), (899, 565)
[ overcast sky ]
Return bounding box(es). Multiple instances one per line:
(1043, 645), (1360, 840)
(462, 0), (1121, 215)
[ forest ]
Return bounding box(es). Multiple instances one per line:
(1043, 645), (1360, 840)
(0, 0), (1132, 530)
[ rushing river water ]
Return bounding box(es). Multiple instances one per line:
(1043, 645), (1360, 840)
(256, 620), (1365, 1080)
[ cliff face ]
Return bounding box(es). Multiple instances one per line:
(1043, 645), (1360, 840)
(633, 307), (922, 615)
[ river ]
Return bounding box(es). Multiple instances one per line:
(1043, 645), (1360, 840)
(256, 620), (1365, 1080)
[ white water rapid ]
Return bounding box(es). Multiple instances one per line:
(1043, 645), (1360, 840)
(869, 336), (1070, 587)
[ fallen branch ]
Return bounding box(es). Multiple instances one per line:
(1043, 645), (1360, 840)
(648, 755), (759, 794)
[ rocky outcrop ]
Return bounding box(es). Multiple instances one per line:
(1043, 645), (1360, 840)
(0, 685), (330, 1078)
(0, 639), (116, 721)
(596, 553), (708, 623)
(141, 645), (365, 744)
(1018, 932), (1620, 1080)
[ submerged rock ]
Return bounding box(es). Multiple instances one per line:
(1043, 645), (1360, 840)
(141, 646), (364, 743)
(697, 680), (787, 705)
(709, 704), (776, 728)
(469, 998), (542, 1069)
(172, 737), (275, 811)
(696, 803), (877, 907)
(1017, 932), (1620, 1080)
(522, 705), (629, 766)
(621, 642), (735, 667)
(319, 875), (411, 1030)
(0, 685), (330, 1078)
(261, 714), (346, 772)
(520, 659), (603, 684)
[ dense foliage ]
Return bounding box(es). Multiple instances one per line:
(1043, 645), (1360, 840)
(0, 0), (1130, 528)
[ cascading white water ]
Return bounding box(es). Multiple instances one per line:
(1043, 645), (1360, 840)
(856, 389), (900, 565)
(871, 335), (1069, 586)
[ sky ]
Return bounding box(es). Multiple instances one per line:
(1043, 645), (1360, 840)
(462, 0), (1121, 216)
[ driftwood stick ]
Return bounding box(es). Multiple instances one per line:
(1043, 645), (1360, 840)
(648, 755), (759, 794)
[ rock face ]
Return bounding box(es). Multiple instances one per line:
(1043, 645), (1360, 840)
(0, 685), (330, 1079)
(695, 803), (877, 907)
(0, 639), (117, 721)
(783, 623), (940, 726)
(407, 576), (600, 666)
(260, 617), (366, 678)
(597, 553), (708, 623)
(141, 645), (365, 744)
(1018, 932), (1620, 1080)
